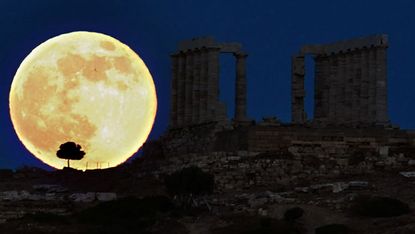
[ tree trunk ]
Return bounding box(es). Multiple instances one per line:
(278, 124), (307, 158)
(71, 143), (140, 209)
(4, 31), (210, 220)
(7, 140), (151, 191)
(67, 159), (70, 168)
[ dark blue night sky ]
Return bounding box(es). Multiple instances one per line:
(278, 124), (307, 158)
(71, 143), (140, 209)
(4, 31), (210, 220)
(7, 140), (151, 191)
(1, 0), (415, 169)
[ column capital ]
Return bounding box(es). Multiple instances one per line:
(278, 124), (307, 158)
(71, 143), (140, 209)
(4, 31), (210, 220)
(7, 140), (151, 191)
(234, 52), (248, 58)
(206, 47), (221, 53)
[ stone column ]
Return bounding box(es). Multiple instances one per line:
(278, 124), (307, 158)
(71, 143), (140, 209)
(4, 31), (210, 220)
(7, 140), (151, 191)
(291, 55), (306, 124)
(321, 56), (330, 122)
(336, 52), (346, 124)
(314, 56), (323, 121)
(192, 50), (201, 123)
(329, 54), (339, 125)
(185, 51), (194, 124)
(360, 48), (369, 125)
(170, 54), (178, 127)
(350, 50), (361, 126)
(375, 46), (388, 124)
(368, 48), (377, 124)
(234, 52), (248, 122)
(355, 51), (363, 126)
(177, 53), (186, 126)
(199, 49), (208, 123)
(207, 48), (220, 121)
(344, 52), (353, 125)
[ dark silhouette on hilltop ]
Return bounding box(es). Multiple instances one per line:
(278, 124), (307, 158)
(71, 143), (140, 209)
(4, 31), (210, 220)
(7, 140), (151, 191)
(56, 142), (85, 168)
(165, 166), (214, 196)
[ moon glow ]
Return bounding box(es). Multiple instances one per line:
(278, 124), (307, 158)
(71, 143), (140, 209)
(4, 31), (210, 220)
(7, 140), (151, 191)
(9, 31), (157, 170)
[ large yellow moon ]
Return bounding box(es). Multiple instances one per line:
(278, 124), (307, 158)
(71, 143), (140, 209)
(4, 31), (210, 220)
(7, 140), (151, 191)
(9, 31), (157, 170)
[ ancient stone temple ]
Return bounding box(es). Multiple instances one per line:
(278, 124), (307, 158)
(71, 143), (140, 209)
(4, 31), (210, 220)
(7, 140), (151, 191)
(155, 34), (415, 155)
(169, 37), (249, 128)
(291, 34), (389, 127)
(137, 33), (415, 197)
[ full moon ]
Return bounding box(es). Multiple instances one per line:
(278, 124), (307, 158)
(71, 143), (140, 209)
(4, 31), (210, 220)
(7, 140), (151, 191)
(9, 31), (157, 170)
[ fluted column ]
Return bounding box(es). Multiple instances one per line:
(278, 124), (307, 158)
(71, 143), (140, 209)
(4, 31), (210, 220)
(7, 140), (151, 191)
(199, 49), (208, 123)
(170, 54), (178, 127)
(321, 56), (330, 122)
(375, 46), (388, 124)
(185, 51), (194, 123)
(350, 51), (361, 125)
(336, 53), (345, 124)
(345, 52), (354, 125)
(355, 51), (363, 125)
(192, 50), (201, 123)
(234, 52), (248, 122)
(314, 56), (323, 120)
(177, 53), (186, 126)
(360, 48), (369, 125)
(328, 54), (337, 124)
(207, 48), (220, 121)
(368, 48), (377, 124)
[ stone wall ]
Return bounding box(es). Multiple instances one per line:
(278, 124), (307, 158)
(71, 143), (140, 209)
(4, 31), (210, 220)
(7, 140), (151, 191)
(140, 107), (415, 191)
(136, 128), (415, 192)
(144, 121), (232, 157)
(217, 125), (415, 152)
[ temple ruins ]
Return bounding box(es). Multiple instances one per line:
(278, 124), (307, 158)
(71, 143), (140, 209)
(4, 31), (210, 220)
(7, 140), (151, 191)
(147, 35), (415, 154)
(169, 35), (390, 130)
(292, 34), (389, 127)
(169, 37), (249, 128)
(140, 34), (415, 192)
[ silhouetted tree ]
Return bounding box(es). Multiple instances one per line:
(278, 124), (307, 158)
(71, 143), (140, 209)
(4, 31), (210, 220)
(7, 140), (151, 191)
(56, 142), (85, 168)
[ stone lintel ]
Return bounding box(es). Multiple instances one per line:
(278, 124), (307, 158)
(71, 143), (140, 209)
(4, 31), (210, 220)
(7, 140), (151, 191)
(299, 34), (388, 56)
(178, 37), (217, 51)
(219, 43), (242, 53)
(300, 45), (325, 55)
(322, 34), (388, 54)
(177, 37), (243, 54)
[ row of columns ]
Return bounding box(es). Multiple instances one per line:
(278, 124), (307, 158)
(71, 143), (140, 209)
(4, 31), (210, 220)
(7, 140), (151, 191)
(313, 46), (388, 126)
(292, 45), (389, 127)
(170, 47), (248, 128)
